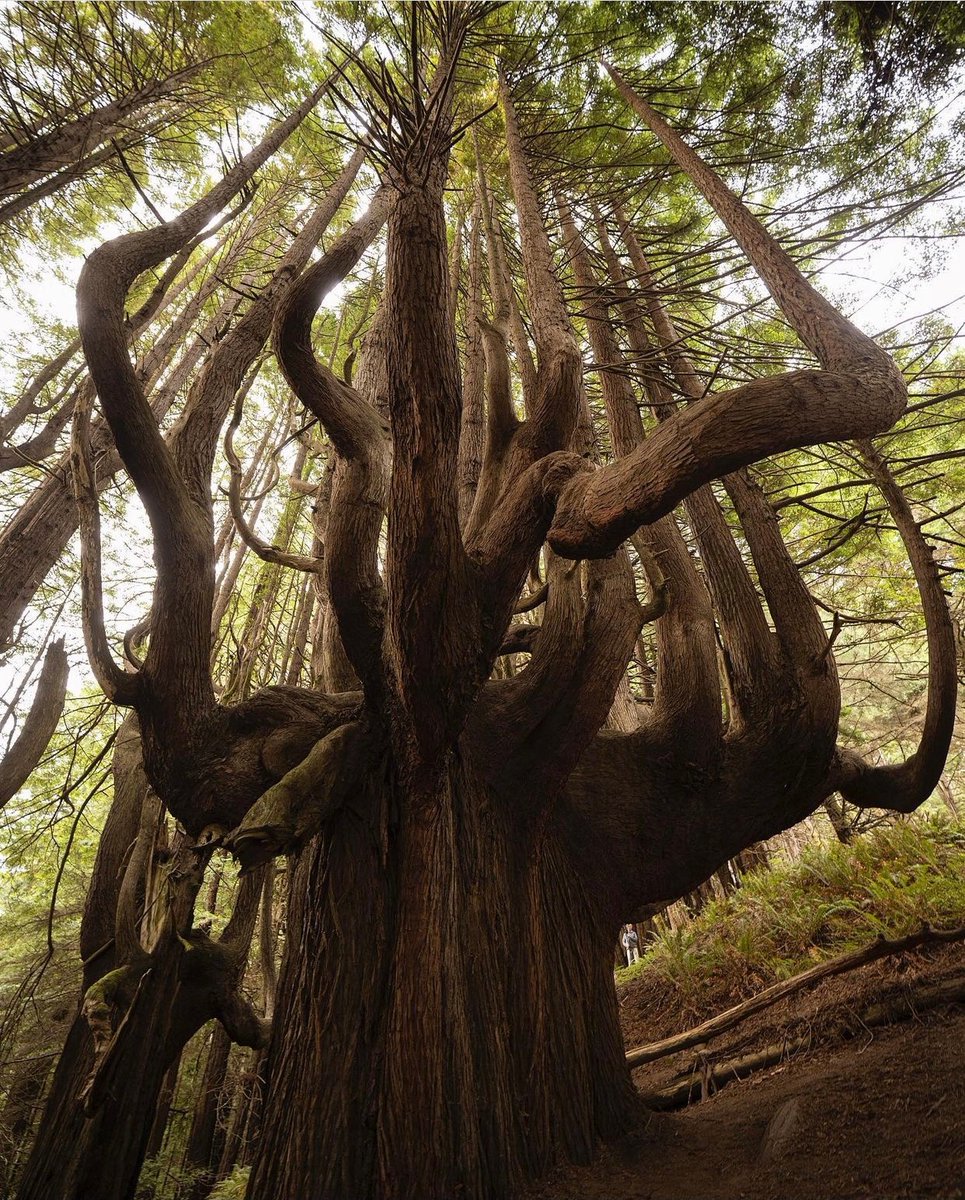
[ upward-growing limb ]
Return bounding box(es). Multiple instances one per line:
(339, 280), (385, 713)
(617, 211), (955, 815)
(831, 441), (958, 811)
(75, 81), (328, 719)
(273, 188), (393, 698)
(538, 70), (907, 560)
(615, 213), (816, 727)
(0, 64), (201, 207)
(457, 198), (485, 527)
(591, 209), (721, 746)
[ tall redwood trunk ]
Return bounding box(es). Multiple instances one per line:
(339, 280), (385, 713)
(247, 747), (637, 1200)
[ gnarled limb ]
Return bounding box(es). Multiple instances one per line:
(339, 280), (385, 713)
(460, 83), (597, 662)
(466, 449), (589, 623)
(81, 869), (270, 1125)
(0, 210), (246, 653)
(604, 63), (906, 387)
(223, 396), (323, 575)
(225, 720), (369, 872)
(478, 549), (643, 795)
(600, 223), (844, 869)
(546, 75), (907, 560)
(618, 210), (953, 814)
(547, 361), (906, 560)
(79, 962), (152, 1113)
(172, 146), (367, 501)
(75, 81), (327, 718)
(70, 384), (139, 706)
(0, 194), (248, 472)
(78, 78), (327, 539)
(472, 199), (647, 760)
(274, 187), (390, 457)
(613, 219), (780, 728)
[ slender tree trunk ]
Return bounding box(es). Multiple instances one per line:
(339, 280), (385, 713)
(0, 67), (199, 201)
(177, 1027), (232, 1200)
(824, 795), (855, 843)
(144, 1056), (181, 1164)
(217, 1056), (258, 1177)
(15, 719), (146, 1200)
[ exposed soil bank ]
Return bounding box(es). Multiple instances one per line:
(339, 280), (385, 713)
(530, 944), (965, 1199)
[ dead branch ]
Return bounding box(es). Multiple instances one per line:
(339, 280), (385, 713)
(639, 972), (965, 1111)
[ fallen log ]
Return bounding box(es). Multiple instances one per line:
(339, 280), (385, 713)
(639, 973), (965, 1111)
(642, 1035), (810, 1111)
(626, 923), (965, 1069)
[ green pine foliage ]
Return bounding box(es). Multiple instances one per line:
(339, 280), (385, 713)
(618, 814), (965, 1000)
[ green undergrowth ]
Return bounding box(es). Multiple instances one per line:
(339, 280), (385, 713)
(209, 1167), (251, 1200)
(616, 815), (965, 1012)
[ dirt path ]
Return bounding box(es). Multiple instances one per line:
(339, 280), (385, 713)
(531, 949), (965, 1199)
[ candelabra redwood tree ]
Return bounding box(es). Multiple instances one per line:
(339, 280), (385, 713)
(12, 4), (957, 1199)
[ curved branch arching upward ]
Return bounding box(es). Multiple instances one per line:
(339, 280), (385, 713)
(831, 441), (958, 812)
(75, 82), (328, 718)
(602, 62), (904, 386)
(542, 70), (908, 560)
(614, 205), (954, 813)
(273, 188), (393, 696)
(616, 214), (825, 730)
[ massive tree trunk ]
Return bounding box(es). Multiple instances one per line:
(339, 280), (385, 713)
(248, 749), (636, 1200)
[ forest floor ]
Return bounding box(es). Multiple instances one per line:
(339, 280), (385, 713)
(531, 940), (965, 1199)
